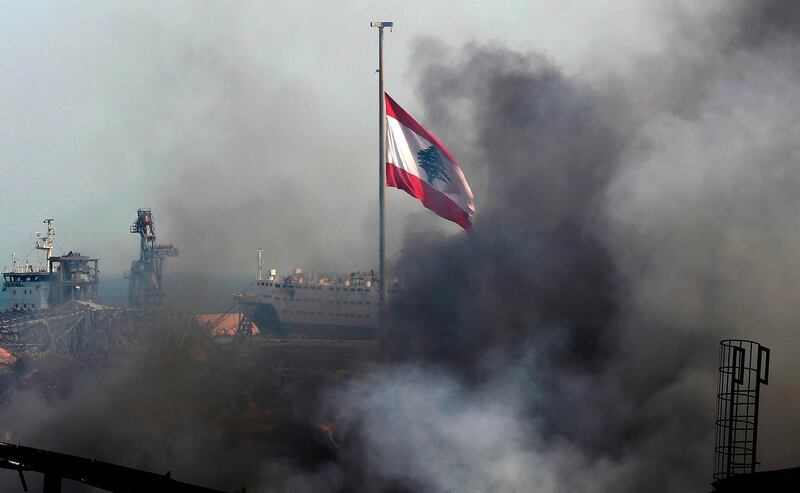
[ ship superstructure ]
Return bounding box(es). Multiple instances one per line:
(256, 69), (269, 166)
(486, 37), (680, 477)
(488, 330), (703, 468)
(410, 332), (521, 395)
(2, 219), (99, 311)
(237, 267), (388, 339)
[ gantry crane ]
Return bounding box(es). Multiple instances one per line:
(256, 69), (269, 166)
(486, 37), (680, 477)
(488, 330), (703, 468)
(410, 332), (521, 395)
(128, 209), (178, 309)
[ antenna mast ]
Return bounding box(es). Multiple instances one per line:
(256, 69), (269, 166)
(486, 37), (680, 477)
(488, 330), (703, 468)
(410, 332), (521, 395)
(257, 249), (264, 282)
(35, 218), (55, 271)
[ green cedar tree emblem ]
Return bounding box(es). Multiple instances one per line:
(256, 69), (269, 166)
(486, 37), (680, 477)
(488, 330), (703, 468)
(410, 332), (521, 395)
(417, 145), (450, 185)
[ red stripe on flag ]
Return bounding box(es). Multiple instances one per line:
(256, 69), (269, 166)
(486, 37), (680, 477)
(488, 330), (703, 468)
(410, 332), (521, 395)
(385, 93), (460, 165)
(386, 162), (472, 230)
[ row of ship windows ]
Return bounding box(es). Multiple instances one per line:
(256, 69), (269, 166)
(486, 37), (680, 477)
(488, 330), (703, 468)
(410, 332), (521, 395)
(12, 288), (39, 295)
(264, 295), (370, 305)
(13, 303), (35, 309)
(261, 283), (325, 290)
(258, 282), (400, 293)
(281, 309), (370, 319)
(260, 282), (370, 292)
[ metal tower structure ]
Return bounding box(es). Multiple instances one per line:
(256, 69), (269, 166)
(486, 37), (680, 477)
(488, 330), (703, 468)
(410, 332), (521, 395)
(128, 209), (178, 309)
(35, 218), (55, 269)
(714, 339), (770, 481)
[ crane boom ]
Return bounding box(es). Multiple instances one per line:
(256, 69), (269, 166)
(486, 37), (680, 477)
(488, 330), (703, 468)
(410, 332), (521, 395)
(128, 209), (178, 309)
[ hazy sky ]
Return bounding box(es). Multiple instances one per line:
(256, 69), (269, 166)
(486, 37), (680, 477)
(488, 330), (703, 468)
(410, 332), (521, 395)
(4, 3), (800, 490)
(0, 1), (671, 276)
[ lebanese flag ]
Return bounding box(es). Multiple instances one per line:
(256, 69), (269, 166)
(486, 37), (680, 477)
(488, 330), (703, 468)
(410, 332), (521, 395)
(385, 93), (475, 230)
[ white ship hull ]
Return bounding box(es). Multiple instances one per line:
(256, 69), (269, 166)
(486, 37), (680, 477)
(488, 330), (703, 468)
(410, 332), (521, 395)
(238, 279), (382, 338)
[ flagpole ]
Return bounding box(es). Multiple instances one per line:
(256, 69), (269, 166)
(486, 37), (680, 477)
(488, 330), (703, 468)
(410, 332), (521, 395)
(371, 21), (392, 335)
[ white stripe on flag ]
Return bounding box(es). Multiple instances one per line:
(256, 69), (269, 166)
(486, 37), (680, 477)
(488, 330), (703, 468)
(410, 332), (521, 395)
(386, 114), (472, 212)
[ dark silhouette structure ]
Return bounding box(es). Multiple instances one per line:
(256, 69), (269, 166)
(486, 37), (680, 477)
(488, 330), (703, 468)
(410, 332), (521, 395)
(709, 339), (800, 492)
(712, 466), (800, 493)
(0, 441), (236, 493)
(713, 339), (770, 481)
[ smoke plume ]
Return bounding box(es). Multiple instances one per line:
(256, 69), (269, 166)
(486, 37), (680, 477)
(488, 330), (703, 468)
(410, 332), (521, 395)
(322, 1), (800, 491)
(3, 1), (800, 492)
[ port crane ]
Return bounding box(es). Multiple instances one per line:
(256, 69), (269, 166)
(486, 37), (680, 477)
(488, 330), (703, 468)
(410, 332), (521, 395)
(128, 209), (178, 309)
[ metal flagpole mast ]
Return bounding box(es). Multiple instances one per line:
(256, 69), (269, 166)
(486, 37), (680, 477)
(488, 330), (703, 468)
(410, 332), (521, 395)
(371, 21), (392, 330)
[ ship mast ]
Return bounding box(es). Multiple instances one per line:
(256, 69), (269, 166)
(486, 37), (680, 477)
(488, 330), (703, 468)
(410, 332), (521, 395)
(35, 218), (55, 272)
(371, 20), (393, 328)
(257, 248), (264, 282)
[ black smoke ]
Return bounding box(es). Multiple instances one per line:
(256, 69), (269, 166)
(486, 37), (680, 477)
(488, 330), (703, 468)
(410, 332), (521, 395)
(324, 1), (800, 492)
(392, 43), (625, 373)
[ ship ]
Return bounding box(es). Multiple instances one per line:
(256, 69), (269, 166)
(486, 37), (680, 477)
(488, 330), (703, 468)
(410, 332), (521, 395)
(1, 219), (99, 311)
(236, 261), (393, 339)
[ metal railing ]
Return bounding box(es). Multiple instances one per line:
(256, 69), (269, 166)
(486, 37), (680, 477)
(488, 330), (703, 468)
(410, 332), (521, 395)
(713, 339), (770, 481)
